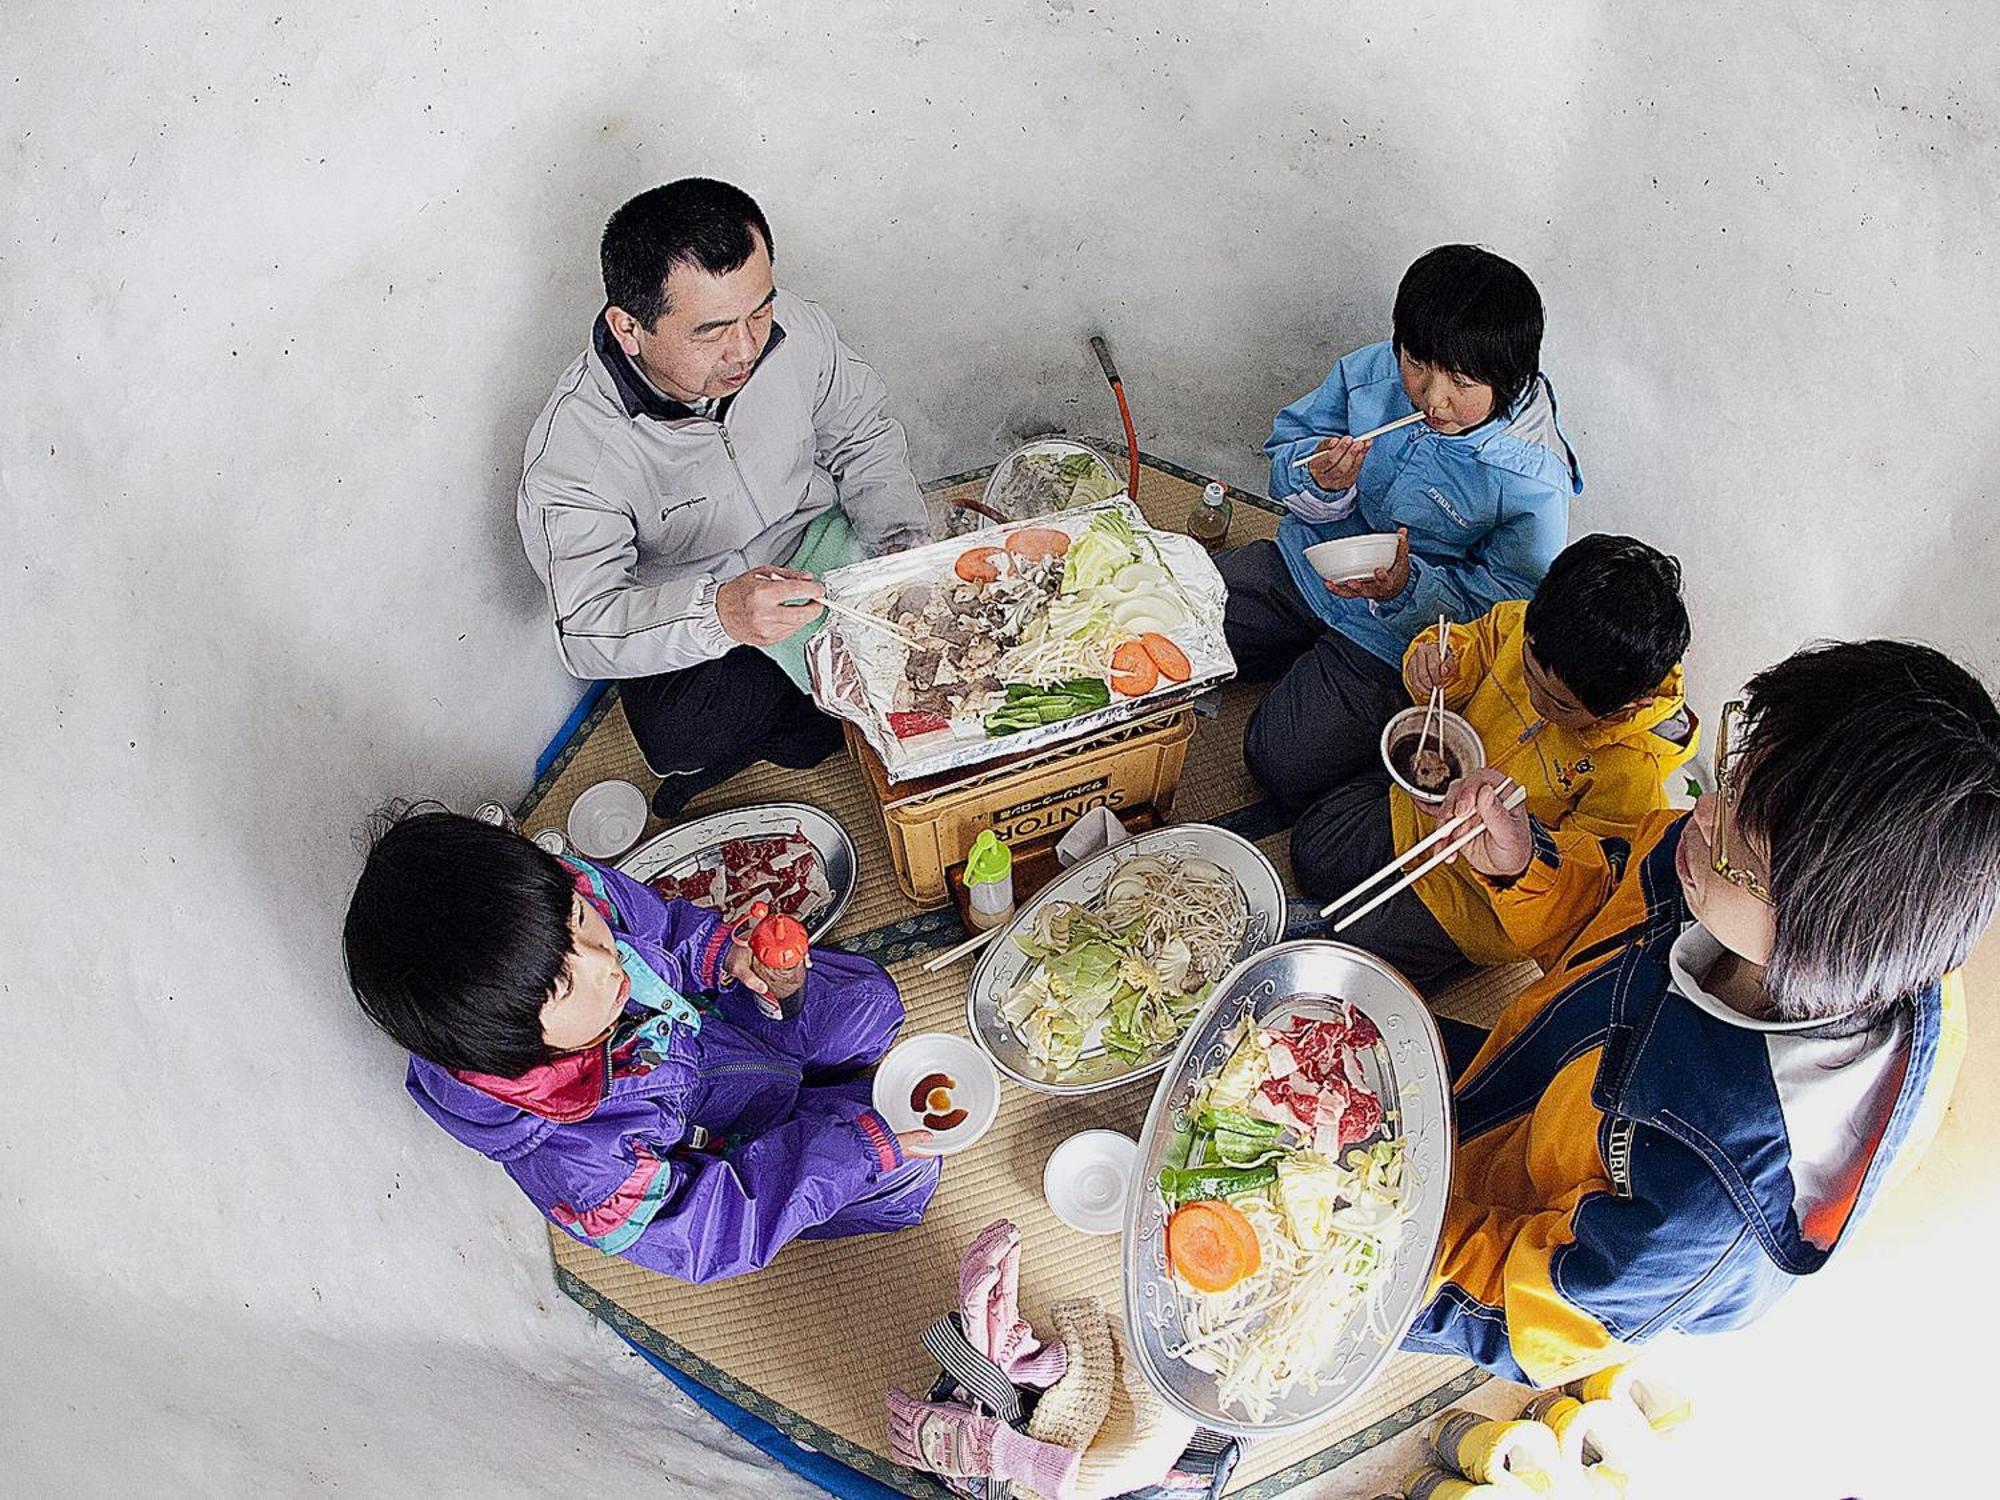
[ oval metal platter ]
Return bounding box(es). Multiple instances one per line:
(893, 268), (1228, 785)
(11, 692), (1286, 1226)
(1121, 940), (1454, 1435)
(964, 823), (1284, 1095)
(615, 802), (858, 940)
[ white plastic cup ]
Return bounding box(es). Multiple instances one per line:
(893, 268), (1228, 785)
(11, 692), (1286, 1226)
(566, 780), (648, 859)
(1043, 1130), (1137, 1235)
(1380, 707), (1485, 807)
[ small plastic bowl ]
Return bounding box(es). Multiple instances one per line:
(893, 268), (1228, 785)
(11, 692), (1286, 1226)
(1380, 706), (1486, 806)
(1304, 532), (1401, 583)
(1043, 1130), (1137, 1235)
(872, 1033), (1001, 1157)
(566, 780), (648, 859)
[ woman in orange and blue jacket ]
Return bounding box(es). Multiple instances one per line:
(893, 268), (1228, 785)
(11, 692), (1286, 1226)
(1402, 640), (2000, 1386)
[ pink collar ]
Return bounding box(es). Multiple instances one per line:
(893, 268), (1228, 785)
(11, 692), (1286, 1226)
(455, 1044), (607, 1123)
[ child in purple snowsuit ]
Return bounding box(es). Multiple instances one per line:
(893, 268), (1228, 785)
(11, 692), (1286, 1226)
(343, 809), (938, 1284)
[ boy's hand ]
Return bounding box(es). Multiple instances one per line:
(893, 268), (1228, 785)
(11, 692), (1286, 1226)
(1304, 434), (1371, 492)
(897, 1128), (936, 1157)
(1407, 635), (1457, 696)
(1438, 769), (1532, 879)
(1325, 527), (1410, 601)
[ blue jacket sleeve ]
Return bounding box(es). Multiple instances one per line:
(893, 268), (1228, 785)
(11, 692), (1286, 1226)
(1372, 467), (1567, 641)
(1265, 358), (1358, 508)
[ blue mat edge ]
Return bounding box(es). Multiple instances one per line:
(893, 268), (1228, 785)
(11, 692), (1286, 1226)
(621, 1332), (909, 1499)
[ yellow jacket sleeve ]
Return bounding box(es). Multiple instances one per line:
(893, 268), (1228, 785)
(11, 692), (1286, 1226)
(1478, 819), (1631, 972)
(1400, 615), (1491, 710)
(1420, 1172), (1755, 1387)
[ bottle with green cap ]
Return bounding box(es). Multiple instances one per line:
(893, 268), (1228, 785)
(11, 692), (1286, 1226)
(964, 829), (1016, 932)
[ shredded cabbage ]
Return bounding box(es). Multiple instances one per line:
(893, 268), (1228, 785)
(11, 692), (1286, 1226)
(1165, 1143), (1408, 1425)
(1002, 856), (1246, 1074)
(1044, 940), (1124, 1009)
(1204, 1025), (1271, 1112)
(1060, 510), (1140, 594)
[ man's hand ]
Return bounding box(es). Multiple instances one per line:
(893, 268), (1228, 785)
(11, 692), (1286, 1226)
(1304, 435), (1371, 492)
(716, 567), (824, 646)
(1326, 526), (1410, 602)
(1436, 769), (1532, 879)
(1407, 634), (1458, 696)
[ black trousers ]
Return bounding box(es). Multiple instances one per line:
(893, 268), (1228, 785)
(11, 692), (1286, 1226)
(1290, 776), (1471, 998)
(621, 647), (844, 819)
(1219, 540), (1407, 810)
(1219, 541), (1469, 997)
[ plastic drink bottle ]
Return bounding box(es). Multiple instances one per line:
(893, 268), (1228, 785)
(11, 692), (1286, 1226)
(1186, 482), (1231, 553)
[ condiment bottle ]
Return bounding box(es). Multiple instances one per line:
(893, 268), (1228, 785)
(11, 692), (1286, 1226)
(1186, 481), (1232, 553)
(964, 830), (1016, 932)
(739, 901), (811, 1002)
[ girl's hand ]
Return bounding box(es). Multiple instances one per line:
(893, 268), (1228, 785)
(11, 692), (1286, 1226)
(723, 940), (794, 1019)
(1407, 636), (1457, 696)
(1305, 434), (1370, 492)
(897, 1128), (936, 1157)
(1437, 770), (1532, 879)
(1325, 527), (1410, 601)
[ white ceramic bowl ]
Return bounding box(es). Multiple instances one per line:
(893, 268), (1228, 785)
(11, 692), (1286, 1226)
(1380, 706), (1486, 805)
(566, 780), (648, 859)
(1303, 532), (1401, 583)
(1044, 1130), (1137, 1235)
(872, 1032), (1001, 1157)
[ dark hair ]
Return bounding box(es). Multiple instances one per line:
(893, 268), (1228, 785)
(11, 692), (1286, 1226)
(600, 177), (774, 330)
(342, 805), (575, 1076)
(1523, 533), (1691, 717)
(1392, 244), (1545, 419)
(1735, 640), (2000, 1022)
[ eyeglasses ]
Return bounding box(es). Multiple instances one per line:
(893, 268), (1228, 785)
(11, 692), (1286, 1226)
(1711, 699), (1773, 904)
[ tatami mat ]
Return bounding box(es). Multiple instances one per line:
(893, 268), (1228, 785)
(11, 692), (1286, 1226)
(524, 456), (1526, 1495)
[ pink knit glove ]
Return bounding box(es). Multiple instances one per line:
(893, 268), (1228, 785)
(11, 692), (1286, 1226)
(886, 1388), (1080, 1498)
(960, 1220), (1068, 1388)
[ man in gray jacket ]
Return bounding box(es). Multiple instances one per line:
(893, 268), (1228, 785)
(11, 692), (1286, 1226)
(518, 178), (929, 816)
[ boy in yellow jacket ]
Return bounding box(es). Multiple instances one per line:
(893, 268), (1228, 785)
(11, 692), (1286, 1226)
(1292, 534), (1696, 992)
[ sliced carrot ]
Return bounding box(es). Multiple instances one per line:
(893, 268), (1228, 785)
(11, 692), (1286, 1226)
(955, 546), (1006, 583)
(1110, 639), (1160, 697)
(1003, 526), (1071, 560)
(1167, 1200), (1261, 1293)
(1139, 632), (1192, 682)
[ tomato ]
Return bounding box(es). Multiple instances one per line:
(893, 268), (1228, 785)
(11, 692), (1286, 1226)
(1002, 527), (1071, 561)
(954, 546), (1006, 583)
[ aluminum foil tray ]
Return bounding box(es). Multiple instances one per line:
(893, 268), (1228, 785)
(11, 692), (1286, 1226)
(806, 499), (1235, 783)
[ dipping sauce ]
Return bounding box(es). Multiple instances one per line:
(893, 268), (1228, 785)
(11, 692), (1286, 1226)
(909, 1071), (969, 1131)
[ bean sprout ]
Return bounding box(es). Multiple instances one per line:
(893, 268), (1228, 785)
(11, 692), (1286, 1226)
(994, 631), (1115, 686)
(1098, 854), (1245, 985)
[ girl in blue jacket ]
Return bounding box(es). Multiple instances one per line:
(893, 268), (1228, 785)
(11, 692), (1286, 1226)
(1223, 245), (1583, 812)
